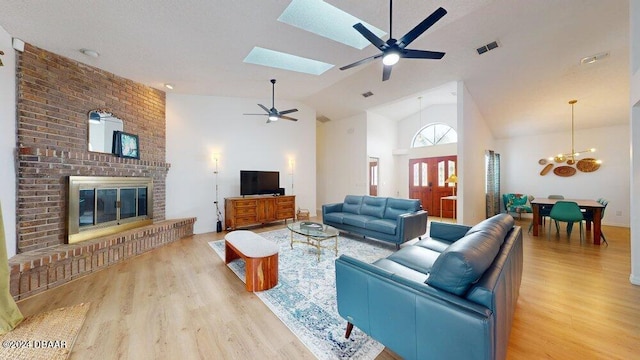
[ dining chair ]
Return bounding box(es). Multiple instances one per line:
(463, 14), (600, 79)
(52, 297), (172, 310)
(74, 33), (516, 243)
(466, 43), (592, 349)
(529, 195), (565, 234)
(541, 195), (564, 228)
(582, 198), (609, 245)
(548, 201), (584, 241)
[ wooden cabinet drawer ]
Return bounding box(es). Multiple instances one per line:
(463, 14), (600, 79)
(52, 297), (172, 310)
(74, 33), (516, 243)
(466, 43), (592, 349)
(235, 199), (257, 208)
(277, 197), (294, 205)
(236, 207), (256, 216)
(277, 210), (294, 219)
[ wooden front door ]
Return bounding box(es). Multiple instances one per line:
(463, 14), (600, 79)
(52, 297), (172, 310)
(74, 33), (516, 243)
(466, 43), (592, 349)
(409, 156), (457, 218)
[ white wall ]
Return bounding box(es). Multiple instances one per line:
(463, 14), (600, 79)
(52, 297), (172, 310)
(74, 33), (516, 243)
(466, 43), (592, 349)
(1, 26), (17, 257)
(366, 112), (397, 197)
(496, 124), (630, 227)
(458, 82), (495, 225)
(316, 113), (367, 212)
(166, 94), (316, 234)
(629, 0), (640, 285)
(394, 104), (457, 198)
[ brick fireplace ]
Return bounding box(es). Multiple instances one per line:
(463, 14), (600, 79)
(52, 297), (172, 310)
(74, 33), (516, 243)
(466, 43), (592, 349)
(9, 43), (196, 299)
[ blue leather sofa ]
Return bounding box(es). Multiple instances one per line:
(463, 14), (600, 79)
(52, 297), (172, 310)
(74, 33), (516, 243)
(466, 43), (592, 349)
(335, 214), (523, 360)
(322, 195), (428, 248)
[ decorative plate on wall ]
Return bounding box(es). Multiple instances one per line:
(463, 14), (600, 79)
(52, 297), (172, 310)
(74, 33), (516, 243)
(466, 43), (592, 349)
(576, 158), (601, 172)
(553, 166), (577, 177)
(554, 155), (567, 163)
(540, 163), (554, 176)
(538, 158), (548, 165)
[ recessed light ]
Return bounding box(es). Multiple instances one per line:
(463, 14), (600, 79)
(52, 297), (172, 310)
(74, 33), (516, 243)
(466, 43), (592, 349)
(79, 48), (99, 58)
(164, 83), (174, 90)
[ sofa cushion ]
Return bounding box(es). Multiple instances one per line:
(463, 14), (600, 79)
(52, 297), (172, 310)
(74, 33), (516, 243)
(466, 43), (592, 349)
(426, 231), (502, 295)
(384, 198), (421, 220)
(465, 213), (515, 245)
(324, 212), (346, 224)
(343, 214), (377, 228)
(343, 195), (363, 214)
(414, 238), (451, 253)
(360, 196), (388, 218)
(365, 219), (397, 235)
(372, 258), (429, 283)
(387, 246), (441, 274)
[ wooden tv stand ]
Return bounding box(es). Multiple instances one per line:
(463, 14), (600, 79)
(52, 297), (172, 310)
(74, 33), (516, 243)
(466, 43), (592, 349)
(225, 195), (295, 230)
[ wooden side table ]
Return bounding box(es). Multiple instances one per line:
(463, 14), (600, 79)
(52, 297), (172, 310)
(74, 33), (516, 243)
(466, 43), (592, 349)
(440, 195), (457, 220)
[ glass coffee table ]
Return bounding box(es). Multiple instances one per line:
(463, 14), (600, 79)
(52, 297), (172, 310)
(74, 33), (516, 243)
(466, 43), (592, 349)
(287, 222), (339, 262)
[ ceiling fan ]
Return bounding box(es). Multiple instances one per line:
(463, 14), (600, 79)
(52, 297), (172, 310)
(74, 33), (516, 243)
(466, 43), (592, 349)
(340, 1), (447, 81)
(244, 79), (298, 123)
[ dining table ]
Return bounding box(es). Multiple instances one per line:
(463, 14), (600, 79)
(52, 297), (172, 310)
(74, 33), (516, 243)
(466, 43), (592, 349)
(530, 198), (605, 245)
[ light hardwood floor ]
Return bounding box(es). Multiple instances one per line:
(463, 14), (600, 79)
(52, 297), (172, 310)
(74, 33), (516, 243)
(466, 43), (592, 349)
(14, 218), (640, 359)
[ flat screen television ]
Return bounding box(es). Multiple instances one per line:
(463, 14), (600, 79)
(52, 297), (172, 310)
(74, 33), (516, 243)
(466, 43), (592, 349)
(240, 170), (280, 196)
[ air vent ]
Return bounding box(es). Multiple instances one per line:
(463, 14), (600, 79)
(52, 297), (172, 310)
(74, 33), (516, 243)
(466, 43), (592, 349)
(362, 91), (374, 98)
(476, 40), (500, 55)
(316, 115), (331, 123)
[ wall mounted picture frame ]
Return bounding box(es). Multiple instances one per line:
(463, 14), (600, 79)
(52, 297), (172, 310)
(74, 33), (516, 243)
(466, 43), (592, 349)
(112, 131), (140, 159)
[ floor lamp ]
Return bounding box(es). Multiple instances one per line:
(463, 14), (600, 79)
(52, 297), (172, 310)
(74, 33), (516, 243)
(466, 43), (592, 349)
(214, 155), (222, 232)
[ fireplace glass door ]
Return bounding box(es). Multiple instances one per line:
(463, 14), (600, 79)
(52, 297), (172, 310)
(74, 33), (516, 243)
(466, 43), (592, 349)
(78, 186), (149, 229)
(69, 176), (154, 244)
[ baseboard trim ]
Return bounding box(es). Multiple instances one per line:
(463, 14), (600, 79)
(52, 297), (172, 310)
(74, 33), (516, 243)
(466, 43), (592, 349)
(630, 274), (640, 286)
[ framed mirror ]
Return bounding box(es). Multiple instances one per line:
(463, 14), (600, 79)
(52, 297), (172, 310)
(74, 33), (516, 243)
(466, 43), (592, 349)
(88, 110), (124, 154)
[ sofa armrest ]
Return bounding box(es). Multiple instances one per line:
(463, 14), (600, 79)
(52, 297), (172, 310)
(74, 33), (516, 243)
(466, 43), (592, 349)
(397, 210), (428, 242)
(429, 222), (473, 243)
(322, 202), (343, 217)
(336, 255), (494, 360)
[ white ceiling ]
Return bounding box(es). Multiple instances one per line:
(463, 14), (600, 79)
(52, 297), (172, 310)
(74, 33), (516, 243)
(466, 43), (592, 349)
(0, 0), (630, 139)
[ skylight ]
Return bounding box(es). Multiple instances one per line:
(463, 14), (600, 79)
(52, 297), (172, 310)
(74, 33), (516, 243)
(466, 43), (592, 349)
(278, 0), (387, 50)
(243, 47), (334, 75)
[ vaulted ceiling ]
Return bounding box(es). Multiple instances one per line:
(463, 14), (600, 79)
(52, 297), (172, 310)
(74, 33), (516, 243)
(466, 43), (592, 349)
(0, 0), (630, 138)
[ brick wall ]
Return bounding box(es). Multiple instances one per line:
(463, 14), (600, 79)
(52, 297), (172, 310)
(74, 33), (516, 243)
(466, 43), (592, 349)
(16, 44), (169, 253)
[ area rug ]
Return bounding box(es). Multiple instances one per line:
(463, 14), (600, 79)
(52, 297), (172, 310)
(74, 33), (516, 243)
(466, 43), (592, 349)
(209, 229), (395, 360)
(0, 302), (90, 360)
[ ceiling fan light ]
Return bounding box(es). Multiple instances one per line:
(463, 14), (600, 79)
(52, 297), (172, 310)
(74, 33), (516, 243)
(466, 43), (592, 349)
(268, 115), (279, 121)
(382, 52), (400, 66)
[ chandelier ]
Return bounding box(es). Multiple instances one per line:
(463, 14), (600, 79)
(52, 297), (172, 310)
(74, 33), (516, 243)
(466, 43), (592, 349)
(549, 99), (600, 165)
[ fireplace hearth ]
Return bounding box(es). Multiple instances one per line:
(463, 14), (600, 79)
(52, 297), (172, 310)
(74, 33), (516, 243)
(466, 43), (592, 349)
(68, 176), (153, 244)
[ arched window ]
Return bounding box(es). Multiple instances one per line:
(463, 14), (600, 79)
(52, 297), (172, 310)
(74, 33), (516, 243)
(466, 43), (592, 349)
(411, 123), (457, 148)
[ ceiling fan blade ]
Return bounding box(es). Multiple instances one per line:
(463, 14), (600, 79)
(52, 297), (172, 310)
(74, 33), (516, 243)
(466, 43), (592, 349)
(402, 49), (445, 59)
(279, 115), (298, 121)
(243, 113), (268, 116)
(258, 104), (270, 113)
(353, 23), (388, 50)
(397, 7), (447, 48)
(382, 64), (393, 81)
(340, 54), (383, 71)
(279, 108), (298, 115)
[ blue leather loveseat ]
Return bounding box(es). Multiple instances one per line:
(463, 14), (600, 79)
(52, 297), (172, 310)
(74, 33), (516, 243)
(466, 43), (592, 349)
(322, 195), (428, 248)
(335, 214), (523, 360)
